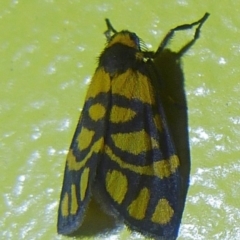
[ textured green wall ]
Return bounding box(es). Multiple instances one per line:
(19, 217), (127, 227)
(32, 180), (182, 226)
(1, 1), (239, 239)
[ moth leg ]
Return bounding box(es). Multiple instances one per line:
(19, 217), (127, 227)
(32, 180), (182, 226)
(155, 12), (210, 57)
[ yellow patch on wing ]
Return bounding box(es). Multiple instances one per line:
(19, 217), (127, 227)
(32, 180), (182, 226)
(77, 127), (95, 151)
(61, 192), (69, 217)
(80, 167), (90, 201)
(67, 137), (104, 171)
(151, 198), (174, 224)
(153, 155), (180, 178)
(128, 187), (150, 220)
(105, 146), (179, 179)
(111, 69), (155, 105)
(153, 114), (162, 132)
(106, 170), (128, 204)
(111, 130), (159, 155)
(110, 105), (136, 123)
(89, 103), (106, 121)
(70, 184), (78, 215)
(85, 68), (111, 100)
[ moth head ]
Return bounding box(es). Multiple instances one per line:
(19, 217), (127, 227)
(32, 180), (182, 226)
(106, 31), (141, 50)
(104, 19), (143, 51)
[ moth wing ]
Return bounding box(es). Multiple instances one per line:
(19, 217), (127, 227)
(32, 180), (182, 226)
(57, 68), (111, 235)
(95, 69), (181, 238)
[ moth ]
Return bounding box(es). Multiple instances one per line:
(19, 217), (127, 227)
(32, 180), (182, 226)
(57, 13), (209, 239)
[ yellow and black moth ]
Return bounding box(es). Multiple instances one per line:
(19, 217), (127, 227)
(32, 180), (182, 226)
(57, 13), (209, 239)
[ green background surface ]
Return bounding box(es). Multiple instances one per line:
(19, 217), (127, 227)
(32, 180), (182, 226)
(1, 1), (239, 239)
